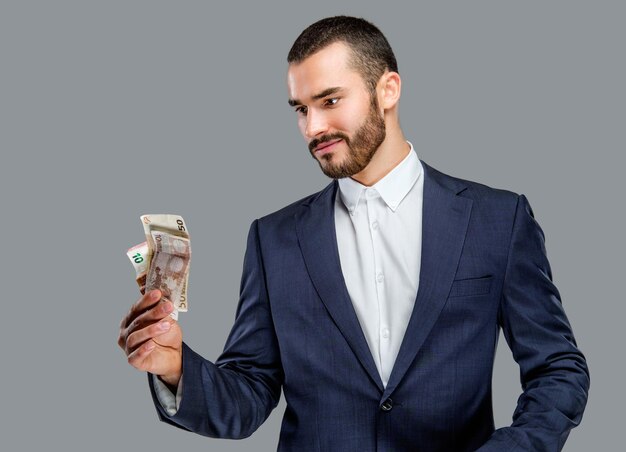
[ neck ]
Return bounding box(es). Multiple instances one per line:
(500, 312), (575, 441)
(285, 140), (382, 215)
(350, 123), (410, 187)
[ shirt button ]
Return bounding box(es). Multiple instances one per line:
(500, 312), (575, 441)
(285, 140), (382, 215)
(371, 221), (379, 230)
(382, 328), (390, 339)
(367, 189), (376, 198)
(376, 273), (384, 283)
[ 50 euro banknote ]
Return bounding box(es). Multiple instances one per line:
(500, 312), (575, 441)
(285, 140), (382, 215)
(126, 214), (191, 320)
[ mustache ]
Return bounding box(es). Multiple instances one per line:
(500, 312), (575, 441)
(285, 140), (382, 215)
(308, 133), (349, 153)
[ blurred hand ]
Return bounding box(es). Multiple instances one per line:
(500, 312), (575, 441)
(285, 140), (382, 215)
(118, 289), (183, 387)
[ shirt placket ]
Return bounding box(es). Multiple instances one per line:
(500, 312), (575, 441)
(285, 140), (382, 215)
(365, 187), (390, 386)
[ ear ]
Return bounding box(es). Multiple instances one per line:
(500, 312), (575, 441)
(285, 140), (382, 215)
(377, 71), (401, 110)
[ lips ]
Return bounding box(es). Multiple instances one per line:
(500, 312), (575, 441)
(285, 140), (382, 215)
(315, 139), (342, 155)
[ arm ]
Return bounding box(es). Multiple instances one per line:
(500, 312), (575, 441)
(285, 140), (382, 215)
(149, 219), (284, 439)
(477, 195), (590, 451)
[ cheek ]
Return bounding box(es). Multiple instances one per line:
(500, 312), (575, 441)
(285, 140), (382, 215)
(332, 102), (367, 132)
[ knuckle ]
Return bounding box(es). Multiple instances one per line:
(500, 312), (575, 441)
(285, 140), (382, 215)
(118, 326), (130, 348)
(126, 333), (136, 350)
(149, 304), (165, 320)
(136, 310), (149, 324)
(130, 315), (145, 332)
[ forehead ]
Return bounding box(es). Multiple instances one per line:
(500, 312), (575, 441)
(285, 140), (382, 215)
(287, 42), (365, 101)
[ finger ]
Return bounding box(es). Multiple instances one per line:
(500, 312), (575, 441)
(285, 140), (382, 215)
(121, 298), (174, 352)
(131, 298), (174, 331)
(121, 289), (162, 329)
(125, 318), (173, 354)
(118, 290), (164, 350)
(127, 339), (157, 371)
(120, 297), (174, 351)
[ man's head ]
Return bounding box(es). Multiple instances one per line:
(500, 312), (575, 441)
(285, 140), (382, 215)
(288, 16), (398, 95)
(287, 17), (402, 180)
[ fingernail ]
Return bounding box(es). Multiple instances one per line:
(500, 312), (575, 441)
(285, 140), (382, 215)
(151, 290), (161, 300)
(159, 321), (170, 330)
(145, 342), (155, 351)
(163, 302), (173, 313)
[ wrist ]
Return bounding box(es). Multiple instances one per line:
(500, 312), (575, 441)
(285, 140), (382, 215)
(158, 371), (181, 393)
(159, 349), (182, 390)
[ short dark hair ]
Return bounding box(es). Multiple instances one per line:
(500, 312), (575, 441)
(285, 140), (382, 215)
(287, 16), (398, 93)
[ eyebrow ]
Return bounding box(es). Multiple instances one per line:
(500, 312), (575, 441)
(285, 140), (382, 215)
(288, 86), (343, 107)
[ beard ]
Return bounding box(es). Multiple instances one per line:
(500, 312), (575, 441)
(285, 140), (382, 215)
(308, 96), (386, 179)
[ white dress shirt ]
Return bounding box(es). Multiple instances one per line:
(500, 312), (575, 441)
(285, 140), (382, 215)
(335, 142), (423, 387)
(154, 142), (423, 412)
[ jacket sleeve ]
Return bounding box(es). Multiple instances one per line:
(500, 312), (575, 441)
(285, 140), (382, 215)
(477, 195), (590, 451)
(148, 219), (284, 439)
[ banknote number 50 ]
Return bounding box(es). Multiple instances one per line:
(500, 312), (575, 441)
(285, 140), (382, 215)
(177, 219), (186, 232)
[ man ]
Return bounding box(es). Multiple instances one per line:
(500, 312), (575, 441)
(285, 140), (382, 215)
(119, 16), (589, 451)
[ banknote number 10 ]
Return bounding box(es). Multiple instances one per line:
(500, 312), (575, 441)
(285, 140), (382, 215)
(133, 253), (143, 264)
(177, 219), (186, 232)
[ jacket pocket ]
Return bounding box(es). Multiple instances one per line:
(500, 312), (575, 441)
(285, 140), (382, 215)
(449, 275), (493, 298)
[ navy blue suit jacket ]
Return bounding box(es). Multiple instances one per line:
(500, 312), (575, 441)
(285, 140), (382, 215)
(149, 161), (589, 451)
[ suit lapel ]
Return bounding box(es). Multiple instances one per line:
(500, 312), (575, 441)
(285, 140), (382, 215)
(382, 161), (472, 400)
(295, 180), (385, 392)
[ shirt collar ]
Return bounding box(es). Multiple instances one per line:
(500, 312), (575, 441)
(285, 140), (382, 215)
(338, 141), (422, 214)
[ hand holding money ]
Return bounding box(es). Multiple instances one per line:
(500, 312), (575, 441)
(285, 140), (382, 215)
(118, 289), (183, 387)
(119, 214), (191, 386)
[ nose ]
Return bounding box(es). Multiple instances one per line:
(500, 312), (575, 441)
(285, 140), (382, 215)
(304, 109), (329, 139)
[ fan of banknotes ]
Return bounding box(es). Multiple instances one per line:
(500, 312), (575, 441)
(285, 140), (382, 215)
(126, 214), (191, 320)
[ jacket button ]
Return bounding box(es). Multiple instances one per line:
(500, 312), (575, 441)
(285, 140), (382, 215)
(381, 398), (393, 412)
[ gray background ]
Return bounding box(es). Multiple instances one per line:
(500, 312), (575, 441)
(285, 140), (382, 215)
(1, 1), (622, 450)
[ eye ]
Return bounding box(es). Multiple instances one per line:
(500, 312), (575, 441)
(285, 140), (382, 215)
(324, 98), (339, 107)
(295, 105), (308, 116)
